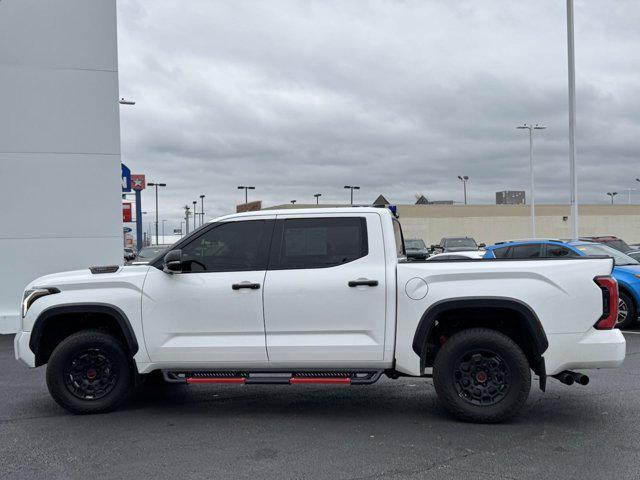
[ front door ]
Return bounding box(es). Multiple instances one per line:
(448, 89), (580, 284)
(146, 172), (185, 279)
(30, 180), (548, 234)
(263, 213), (387, 364)
(142, 217), (274, 364)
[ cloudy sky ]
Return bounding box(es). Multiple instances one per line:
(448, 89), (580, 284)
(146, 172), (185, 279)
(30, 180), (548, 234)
(116, 0), (640, 231)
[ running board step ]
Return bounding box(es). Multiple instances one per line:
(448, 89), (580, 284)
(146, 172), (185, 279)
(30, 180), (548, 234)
(162, 370), (383, 385)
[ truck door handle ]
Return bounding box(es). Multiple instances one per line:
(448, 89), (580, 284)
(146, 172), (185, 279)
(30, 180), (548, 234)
(348, 279), (379, 287)
(232, 282), (261, 290)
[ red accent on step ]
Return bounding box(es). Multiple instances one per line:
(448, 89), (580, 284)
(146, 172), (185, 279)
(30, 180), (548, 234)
(186, 377), (246, 384)
(290, 377), (351, 384)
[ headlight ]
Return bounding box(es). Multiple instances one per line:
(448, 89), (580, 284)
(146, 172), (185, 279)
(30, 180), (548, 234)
(21, 288), (59, 318)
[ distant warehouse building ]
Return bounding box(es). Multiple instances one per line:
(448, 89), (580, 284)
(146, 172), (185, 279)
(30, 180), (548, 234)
(496, 190), (526, 205)
(266, 202), (640, 247)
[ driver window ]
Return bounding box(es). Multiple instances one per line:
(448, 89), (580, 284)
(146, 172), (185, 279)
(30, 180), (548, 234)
(180, 220), (272, 272)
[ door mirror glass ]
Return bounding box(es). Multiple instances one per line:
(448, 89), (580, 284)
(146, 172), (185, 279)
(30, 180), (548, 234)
(163, 249), (183, 274)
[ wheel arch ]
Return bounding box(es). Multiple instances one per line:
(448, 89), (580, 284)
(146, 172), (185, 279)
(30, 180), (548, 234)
(412, 297), (549, 378)
(29, 303), (139, 367)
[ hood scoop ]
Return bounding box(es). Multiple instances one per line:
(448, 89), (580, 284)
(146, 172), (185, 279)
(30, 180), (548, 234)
(90, 265), (120, 274)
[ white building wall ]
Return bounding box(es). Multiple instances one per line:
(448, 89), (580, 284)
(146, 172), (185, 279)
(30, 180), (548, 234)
(0, 0), (122, 332)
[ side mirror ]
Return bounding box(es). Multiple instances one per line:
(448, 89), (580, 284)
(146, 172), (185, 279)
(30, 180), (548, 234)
(163, 249), (183, 274)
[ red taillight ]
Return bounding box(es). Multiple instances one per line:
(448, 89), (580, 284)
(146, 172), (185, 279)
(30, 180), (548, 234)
(593, 276), (618, 330)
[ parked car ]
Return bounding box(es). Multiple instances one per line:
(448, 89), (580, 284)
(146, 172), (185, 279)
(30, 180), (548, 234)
(431, 236), (483, 253)
(628, 250), (640, 262)
(404, 238), (429, 260)
(484, 239), (640, 329)
(15, 207), (624, 423)
(579, 236), (633, 253)
(427, 251), (485, 261)
(129, 245), (172, 265)
(123, 248), (136, 261)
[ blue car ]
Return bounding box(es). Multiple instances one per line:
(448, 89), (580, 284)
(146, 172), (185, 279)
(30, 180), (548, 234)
(484, 239), (640, 329)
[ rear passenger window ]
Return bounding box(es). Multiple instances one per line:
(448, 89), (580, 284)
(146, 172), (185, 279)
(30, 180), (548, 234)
(492, 247), (510, 258)
(275, 217), (368, 269)
(510, 244), (542, 258)
(546, 245), (578, 258)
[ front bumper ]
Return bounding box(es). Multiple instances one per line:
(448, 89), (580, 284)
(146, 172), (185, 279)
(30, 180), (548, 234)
(544, 328), (626, 375)
(14, 331), (35, 368)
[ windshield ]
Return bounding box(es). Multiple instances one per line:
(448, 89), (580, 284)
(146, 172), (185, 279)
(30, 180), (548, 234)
(444, 238), (477, 248)
(405, 239), (426, 249)
(573, 244), (639, 266)
(137, 246), (169, 259)
(601, 239), (631, 253)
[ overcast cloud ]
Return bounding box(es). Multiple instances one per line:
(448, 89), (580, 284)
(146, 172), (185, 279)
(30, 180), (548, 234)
(116, 0), (640, 230)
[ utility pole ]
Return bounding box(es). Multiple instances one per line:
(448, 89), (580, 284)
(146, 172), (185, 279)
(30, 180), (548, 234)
(147, 182), (166, 245)
(516, 124), (546, 238)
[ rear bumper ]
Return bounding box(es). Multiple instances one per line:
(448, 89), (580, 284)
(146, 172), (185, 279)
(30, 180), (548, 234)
(544, 328), (626, 375)
(14, 331), (35, 368)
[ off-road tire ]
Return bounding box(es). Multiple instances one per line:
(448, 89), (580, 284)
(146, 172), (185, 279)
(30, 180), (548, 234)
(433, 328), (531, 423)
(46, 329), (134, 414)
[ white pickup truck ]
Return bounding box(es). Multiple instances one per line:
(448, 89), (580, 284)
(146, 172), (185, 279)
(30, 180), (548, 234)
(14, 207), (626, 422)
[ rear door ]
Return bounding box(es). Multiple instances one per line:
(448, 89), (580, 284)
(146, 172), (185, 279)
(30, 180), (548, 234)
(262, 213), (387, 364)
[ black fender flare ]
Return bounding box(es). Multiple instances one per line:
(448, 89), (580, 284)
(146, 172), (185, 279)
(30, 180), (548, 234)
(29, 303), (139, 357)
(412, 297), (549, 368)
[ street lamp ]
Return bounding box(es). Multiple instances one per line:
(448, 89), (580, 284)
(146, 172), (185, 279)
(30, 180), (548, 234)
(199, 194), (205, 227)
(290, 200), (297, 205)
(147, 182), (166, 245)
(457, 176), (469, 205)
(237, 186), (255, 204)
(606, 192), (618, 205)
(517, 123), (546, 238)
(192, 201), (197, 230)
(314, 193), (322, 205)
(624, 188), (637, 204)
(344, 185), (360, 205)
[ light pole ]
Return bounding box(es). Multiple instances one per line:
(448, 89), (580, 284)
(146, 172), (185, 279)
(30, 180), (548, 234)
(192, 201), (197, 230)
(606, 192), (618, 205)
(625, 188), (637, 204)
(237, 186), (255, 204)
(179, 221), (184, 237)
(184, 205), (191, 235)
(517, 124), (546, 238)
(344, 185), (360, 205)
(457, 176), (469, 205)
(290, 200), (297, 205)
(147, 182), (166, 245)
(200, 194), (205, 226)
(567, 0), (579, 240)
(314, 193), (322, 205)
(161, 220), (166, 244)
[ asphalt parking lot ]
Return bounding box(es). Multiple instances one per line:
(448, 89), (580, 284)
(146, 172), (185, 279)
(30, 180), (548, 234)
(1, 333), (640, 480)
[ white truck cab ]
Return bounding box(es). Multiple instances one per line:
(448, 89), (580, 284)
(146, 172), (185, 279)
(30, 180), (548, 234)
(15, 207), (625, 422)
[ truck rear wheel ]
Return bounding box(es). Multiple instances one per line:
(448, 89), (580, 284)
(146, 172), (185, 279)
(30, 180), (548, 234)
(46, 329), (134, 414)
(433, 328), (531, 423)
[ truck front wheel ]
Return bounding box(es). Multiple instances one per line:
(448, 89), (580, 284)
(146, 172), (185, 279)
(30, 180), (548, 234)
(46, 329), (134, 414)
(433, 328), (531, 423)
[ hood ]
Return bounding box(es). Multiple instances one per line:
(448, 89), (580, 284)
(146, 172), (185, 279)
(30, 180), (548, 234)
(26, 265), (150, 291)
